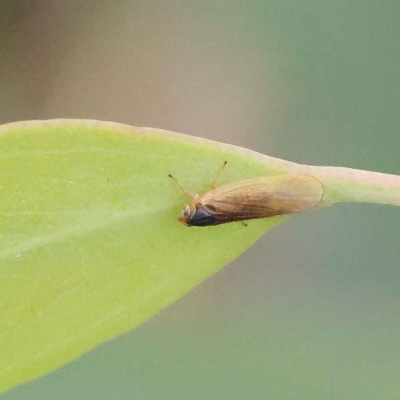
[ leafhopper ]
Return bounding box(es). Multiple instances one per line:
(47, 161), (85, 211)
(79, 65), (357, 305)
(169, 162), (324, 227)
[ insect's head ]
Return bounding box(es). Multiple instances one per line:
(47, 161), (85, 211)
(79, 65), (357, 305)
(178, 204), (195, 226)
(178, 201), (218, 227)
(168, 172), (219, 227)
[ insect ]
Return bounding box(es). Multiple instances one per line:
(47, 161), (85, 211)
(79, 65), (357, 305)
(169, 162), (324, 227)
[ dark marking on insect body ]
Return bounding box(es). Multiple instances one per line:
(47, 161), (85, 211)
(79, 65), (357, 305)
(188, 208), (218, 227)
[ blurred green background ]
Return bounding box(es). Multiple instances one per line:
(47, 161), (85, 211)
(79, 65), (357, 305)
(1, 1), (399, 399)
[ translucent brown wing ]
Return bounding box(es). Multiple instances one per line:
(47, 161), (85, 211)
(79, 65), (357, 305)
(198, 174), (324, 224)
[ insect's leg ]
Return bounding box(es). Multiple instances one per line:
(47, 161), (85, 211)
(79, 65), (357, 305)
(168, 174), (198, 199)
(211, 160), (228, 189)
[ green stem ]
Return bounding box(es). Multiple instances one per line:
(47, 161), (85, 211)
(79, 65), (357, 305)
(303, 165), (400, 206)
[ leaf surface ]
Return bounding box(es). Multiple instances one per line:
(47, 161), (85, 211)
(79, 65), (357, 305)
(1, 120), (399, 392)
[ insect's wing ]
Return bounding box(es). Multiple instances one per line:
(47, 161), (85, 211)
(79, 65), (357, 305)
(199, 174), (324, 224)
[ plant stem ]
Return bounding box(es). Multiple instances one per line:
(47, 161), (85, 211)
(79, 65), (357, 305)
(303, 165), (400, 206)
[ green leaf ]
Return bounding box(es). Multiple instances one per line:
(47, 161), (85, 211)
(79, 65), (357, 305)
(0, 119), (399, 392)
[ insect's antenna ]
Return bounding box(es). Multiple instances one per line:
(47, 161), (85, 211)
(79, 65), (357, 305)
(168, 174), (197, 199)
(211, 160), (228, 189)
